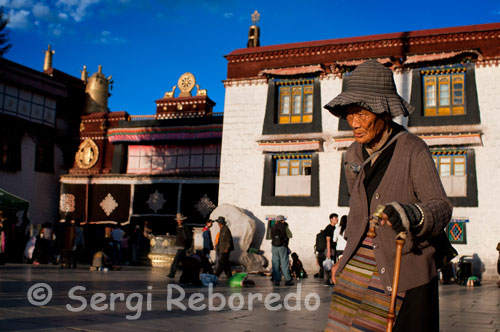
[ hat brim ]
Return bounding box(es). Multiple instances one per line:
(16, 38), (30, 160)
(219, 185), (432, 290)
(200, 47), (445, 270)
(324, 91), (415, 119)
(175, 216), (187, 220)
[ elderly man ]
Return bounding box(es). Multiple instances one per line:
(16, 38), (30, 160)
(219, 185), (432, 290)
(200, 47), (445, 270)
(324, 60), (452, 332)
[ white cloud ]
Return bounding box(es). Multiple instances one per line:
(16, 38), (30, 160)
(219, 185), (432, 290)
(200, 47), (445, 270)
(56, 0), (100, 22)
(223, 12), (233, 18)
(58, 12), (68, 20)
(94, 30), (126, 44)
(32, 2), (51, 19)
(10, 0), (33, 8)
(7, 8), (30, 29)
(48, 22), (62, 36)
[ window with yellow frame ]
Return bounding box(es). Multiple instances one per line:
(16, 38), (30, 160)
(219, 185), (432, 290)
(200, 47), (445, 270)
(277, 79), (313, 124)
(275, 156), (312, 176)
(431, 151), (467, 177)
(423, 67), (465, 116)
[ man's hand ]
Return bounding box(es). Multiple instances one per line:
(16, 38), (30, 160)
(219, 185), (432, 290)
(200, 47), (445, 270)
(379, 213), (392, 227)
(381, 202), (422, 233)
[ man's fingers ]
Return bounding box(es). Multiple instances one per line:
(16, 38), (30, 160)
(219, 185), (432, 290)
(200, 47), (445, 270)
(379, 212), (392, 227)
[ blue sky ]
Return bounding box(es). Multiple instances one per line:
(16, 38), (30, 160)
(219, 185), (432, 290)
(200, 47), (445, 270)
(3, 0), (500, 115)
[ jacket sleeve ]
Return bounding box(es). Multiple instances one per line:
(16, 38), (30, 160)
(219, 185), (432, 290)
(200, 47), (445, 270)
(411, 145), (453, 238)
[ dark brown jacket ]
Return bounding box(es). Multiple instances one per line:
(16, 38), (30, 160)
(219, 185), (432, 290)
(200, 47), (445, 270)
(217, 225), (234, 253)
(339, 131), (453, 294)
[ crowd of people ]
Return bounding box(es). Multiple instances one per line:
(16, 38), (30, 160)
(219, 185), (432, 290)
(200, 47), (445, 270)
(0, 210), (150, 270)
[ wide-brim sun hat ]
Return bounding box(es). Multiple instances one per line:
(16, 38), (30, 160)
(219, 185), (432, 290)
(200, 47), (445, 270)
(276, 215), (285, 222)
(216, 216), (227, 225)
(175, 213), (187, 221)
(324, 59), (415, 118)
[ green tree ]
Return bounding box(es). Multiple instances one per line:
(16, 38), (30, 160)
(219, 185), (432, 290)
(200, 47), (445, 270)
(0, 6), (11, 57)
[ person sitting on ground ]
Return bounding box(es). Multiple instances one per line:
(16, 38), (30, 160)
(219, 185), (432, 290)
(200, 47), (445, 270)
(290, 252), (307, 279)
(179, 253), (203, 286)
(90, 248), (111, 271)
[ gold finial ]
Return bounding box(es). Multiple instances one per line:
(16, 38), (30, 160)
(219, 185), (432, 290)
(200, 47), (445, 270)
(247, 11), (261, 48)
(43, 44), (55, 72)
(98, 65), (102, 74)
(251, 10), (260, 25)
(81, 65), (88, 82)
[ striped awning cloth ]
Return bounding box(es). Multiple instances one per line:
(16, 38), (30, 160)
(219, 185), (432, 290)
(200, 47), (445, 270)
(107, 124), (222, 143)
(405, 50), (482, 64)
(332, 133), (482, 150)
(259, 65), (324, 76)
(334, 57), (392, 67)
(258, 140), (322, 152)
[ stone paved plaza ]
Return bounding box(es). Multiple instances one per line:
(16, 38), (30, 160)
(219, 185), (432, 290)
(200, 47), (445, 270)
(0, 264), (499, 332)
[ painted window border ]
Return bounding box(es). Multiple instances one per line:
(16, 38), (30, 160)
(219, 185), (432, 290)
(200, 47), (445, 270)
(431, 148), (477, 207)
(262, 77), (322, 135)
(261, 152), (319, 206)
(422, 67), (466, 116)
(409, 63), (480, 126)
(277, 80), (314, 124)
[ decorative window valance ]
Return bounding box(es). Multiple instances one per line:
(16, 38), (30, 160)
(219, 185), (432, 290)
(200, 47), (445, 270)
(405, 50), (482, 64)
(334, 57), (392, 67)
(332, 133), (482, 150)
(259, 65), (324, 77)
(258, 139), (322, 152)
(107, 124), (222, 143)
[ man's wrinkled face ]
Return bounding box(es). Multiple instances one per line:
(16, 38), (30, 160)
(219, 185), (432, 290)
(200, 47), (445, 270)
(346, 107), (387, 146)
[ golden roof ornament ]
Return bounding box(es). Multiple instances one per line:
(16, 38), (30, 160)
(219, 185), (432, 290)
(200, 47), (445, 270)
(81, 65), (88, 82)
(162, 73), (207, 99)
(195, 84), (207, 96)
(178, 72), (196, 97)
(251, 10), (260, 25)
(164, 85), (176, 98)
(43, 44), (55, 72)
(75, 138), (99, 169)
(247, 11), (260, 48)
(84, 65), (113, 114)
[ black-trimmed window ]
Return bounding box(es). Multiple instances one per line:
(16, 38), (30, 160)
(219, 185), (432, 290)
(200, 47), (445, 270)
(423, 67), (465, 116)
(277, 80), (314, 124)
(262, 77), (322, 134)
(409, 64), (480, 126)
(34, 140), (54, 173)
(431, 148), (477, 207)
(275, 154), (312, 196)
(261, 152), (319, 206)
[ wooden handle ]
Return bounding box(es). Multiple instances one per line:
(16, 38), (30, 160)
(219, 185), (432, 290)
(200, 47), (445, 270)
(386, 238), (405, 332)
